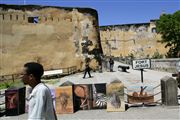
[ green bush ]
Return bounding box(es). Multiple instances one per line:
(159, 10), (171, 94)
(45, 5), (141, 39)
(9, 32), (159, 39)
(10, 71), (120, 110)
(0, 80), (24, 90)
(151, 51), (163, 59)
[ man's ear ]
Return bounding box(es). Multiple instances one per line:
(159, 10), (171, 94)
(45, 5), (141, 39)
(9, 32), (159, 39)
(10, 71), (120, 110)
(29, 74), (34, 80)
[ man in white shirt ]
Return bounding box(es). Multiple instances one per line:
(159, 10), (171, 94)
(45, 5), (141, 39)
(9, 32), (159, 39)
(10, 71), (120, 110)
(21, 62), (57, 120)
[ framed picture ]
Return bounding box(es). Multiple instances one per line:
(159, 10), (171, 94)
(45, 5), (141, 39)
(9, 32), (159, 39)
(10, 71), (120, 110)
(127, 85), (154, 104)
(25, 86), (32, 113)
(5, 87), (26, 116)
(73, 84), (92, 111)
(92, 83), (106, 109)
(50, 88), (56, 110)
(106, 81), (125, 112)
(55, 86), (74, 114)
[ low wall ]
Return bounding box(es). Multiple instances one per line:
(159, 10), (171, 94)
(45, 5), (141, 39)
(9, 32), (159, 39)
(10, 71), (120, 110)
(151, 58), (179, 73)
(115, 57), (179, 73)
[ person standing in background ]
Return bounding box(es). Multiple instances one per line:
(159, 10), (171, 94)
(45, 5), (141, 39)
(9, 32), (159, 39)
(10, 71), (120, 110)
(109, 57), (114, 72)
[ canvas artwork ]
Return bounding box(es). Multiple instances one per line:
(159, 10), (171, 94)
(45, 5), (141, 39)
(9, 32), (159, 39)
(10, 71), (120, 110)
(5, 90), (18, 111)
(25, 86), (32, 113)
(55, 86), (74, 114)
(127, 85), (154, 104)
(5, 87), (26, 116)
(50, 88), (56, 110)
(106, 81), (125, 112)
(92, 83), (106, 109)
(73, 84), (93, 111)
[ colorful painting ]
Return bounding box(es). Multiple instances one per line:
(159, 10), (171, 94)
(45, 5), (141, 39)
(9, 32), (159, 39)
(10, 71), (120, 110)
(73, 84), (92, 111)
(50, 88), (56, 110)
(106, 80), (125, 112)
(92, 83), (106, 109)
(5, 90), (18, 110)
(55, 86), (74, 114)
(25, 86), (32, 113)
(5, 87), (25, 116)
(127, 85), (154, 104)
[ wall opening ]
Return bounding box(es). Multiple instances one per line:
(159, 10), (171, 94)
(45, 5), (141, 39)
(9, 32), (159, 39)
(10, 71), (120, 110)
(16, 15), (18, 20)
(28, 16), (39, 23)
(10, 15), (12, 20)
(152, 27), (157, 33)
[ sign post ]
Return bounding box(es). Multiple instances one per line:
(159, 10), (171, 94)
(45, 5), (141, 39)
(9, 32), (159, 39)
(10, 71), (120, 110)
(140, 69), (143, 83)
(132, 59), (151, 83)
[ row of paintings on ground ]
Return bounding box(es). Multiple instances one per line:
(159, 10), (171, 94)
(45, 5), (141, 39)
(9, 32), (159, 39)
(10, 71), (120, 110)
(5, 80), (154, 116)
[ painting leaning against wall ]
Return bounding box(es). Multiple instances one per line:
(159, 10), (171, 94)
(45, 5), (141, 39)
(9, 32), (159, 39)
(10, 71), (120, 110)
(106, 80), (125, 112)
(55, 86), (74, 114)
(127, 85), (154, 104)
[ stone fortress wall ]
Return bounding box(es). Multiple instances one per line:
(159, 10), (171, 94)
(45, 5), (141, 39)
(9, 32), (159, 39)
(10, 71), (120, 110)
(0, 4), (102, 75)
(0, 4), (172, 76)
(99, 20), (168, 58)
(151, 58), (179, 73)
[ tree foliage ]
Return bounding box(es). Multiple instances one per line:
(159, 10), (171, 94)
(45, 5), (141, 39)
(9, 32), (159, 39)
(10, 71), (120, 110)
(156, 10), (180, 58)
(151, 50), (163, 59)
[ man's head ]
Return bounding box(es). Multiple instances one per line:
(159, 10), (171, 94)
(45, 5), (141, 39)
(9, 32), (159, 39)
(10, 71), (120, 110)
(22, 62), (44, 86)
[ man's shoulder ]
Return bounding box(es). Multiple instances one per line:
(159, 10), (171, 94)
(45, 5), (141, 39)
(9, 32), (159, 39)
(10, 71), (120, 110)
(35, 83), (49, 92)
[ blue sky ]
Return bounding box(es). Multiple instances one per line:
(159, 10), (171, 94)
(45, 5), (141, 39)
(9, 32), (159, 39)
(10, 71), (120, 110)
(0, 0), (179, 26)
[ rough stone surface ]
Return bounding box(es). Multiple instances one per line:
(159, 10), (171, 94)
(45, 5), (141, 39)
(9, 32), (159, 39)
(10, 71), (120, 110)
(100, 22), (168, 58)
(0, 4), (102, 75)
(161, 76), (178, 106)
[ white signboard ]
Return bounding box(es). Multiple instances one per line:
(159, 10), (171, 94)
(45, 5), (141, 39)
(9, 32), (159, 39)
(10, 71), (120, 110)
(132, 59), (151, 70)
(43, 69), (63, 76)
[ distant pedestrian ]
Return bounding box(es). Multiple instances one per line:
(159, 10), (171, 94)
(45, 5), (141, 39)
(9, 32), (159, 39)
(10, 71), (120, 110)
(83, 62), (92, 78)
(109, 57), (114, 72)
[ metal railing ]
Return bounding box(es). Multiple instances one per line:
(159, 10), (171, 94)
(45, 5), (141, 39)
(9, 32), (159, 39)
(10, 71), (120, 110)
(0, 66), (77, 82)
(43, 66), (77, 79)
(0, 74), (20, 83)
(61, 66), (77, 75)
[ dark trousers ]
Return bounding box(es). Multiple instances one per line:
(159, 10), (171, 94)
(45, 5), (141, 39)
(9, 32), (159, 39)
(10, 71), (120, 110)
(83, 70), (91, 78)
(110, 64), (114, 72)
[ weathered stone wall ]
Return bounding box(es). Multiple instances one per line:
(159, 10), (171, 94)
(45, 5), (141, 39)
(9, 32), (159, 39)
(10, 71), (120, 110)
(116, 57), (179, 73)
(151, 58), (180, 73)
(99, 20), (168, 58)
(0, 4), (102, 75)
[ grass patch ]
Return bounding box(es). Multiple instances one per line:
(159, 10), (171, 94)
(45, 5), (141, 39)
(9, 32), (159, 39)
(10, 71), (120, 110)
(0, 79), (58, 90)
(0, 79), (24, 90)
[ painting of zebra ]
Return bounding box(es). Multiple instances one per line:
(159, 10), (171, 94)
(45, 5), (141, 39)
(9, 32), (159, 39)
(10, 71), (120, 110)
(92, 83), (107, 109)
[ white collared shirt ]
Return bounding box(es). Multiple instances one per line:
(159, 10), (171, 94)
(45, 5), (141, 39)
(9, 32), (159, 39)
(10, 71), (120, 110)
(27, 83), (57, 120)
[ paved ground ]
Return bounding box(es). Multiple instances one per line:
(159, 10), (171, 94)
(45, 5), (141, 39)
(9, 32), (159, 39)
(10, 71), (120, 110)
(1, 61), (180, 120)
(1, 105), (180, 120)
